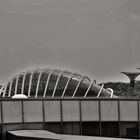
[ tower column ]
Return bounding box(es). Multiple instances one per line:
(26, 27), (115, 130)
(121, 72), (140, 88)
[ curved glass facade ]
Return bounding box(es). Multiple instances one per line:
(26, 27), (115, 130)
(0, 69), (113, 98)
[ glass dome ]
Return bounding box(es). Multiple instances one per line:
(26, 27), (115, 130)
(0, 68), (114, 98)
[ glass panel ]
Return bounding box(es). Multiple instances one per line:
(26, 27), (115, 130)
(38, 71), (49, 96)
(23, 123), (43, 130)
(62, 101), (80, 121)
(5, 82), (10, 97)
(120, 101), (138, 121)
(44, 101), (61, 122)
(54, 75), (68, 97)
(63, 122), (80, 135)
(23, 101), (43, 122)
(81, 101), (99, 121)
(30, 72), (39, 97)
(101, 122), (119, 137)
(101, 101), (118, 121)
(64, 79), (79, 97)
(11, 78), (16, 96)
(74, 80), (89, 97)
(120, 122), (139, 139)
(82, 122), (100, 136)
(86, 84), (98, 97)
(45, 122), (61, 134)
(4, 124), (23, 131)
(24, 73), (31, 96)
(46, 73), (58, 96)
(2, 101), (22, 123)
(17, 74), (24, 94)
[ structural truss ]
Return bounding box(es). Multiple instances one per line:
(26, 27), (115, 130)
(0, 68), (114, 98)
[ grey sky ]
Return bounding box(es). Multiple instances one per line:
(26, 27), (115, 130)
(0, 0), (140, 84)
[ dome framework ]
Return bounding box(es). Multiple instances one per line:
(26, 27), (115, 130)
(0, 68), (114, 98)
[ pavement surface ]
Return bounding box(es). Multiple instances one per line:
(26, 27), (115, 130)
(8, 130), (133, 140)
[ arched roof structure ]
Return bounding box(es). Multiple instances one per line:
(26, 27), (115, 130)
(0, 68), (115, 98)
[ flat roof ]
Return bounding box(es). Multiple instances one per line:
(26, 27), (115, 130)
(8, 130), (133, 140)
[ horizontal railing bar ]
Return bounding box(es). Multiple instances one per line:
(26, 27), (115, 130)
(0, 97), (140, 101)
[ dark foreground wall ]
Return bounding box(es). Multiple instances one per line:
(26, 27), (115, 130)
(0, 98), (139, 139)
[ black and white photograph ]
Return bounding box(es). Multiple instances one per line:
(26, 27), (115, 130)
(0, 0), (140, 139)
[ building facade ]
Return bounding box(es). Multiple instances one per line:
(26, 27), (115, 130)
(0, 69), (136, 139)
(0, 98), (139, 139)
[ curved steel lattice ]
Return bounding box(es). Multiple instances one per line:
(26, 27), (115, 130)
(0, 68), (114, 98)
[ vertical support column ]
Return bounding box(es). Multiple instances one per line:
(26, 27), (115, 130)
(98, 100), (102, 136)
(1, 100), (4, 140)
(118, 100), (121, 138)
(60, 100), (63, 134)
(21, 100), (24, 129)
(42, 100), (45, 130)
(138, 101), (140, 139)
(79, 100), (82, 135)
(0, 100), (2, 139)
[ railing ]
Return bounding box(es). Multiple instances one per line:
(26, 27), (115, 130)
(0, 97), (140, 139)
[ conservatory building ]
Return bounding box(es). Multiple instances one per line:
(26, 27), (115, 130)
(0, 68), (139, 140)
(0, 68), (114, 98)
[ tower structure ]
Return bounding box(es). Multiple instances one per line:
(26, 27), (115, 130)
(121, 72), (140, 87)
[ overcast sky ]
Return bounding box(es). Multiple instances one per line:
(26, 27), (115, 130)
(0, 0), (140, 84)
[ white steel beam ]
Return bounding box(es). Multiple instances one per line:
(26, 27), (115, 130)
(43, 70), (53, 98)
(3, 84), (8, 97)
(28, 71), (34, 97)
(21, 72), (27, 94)
(72, 78), (83, 98)
(52, 72), (62, 98)
(97, 84), (104, 98)
(8, 79), (13, 97)
(35, 70), (43, 98)
(14, 74), (20, 95)
(61, 73), (74, 98)
(84, 81), (94, 98)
